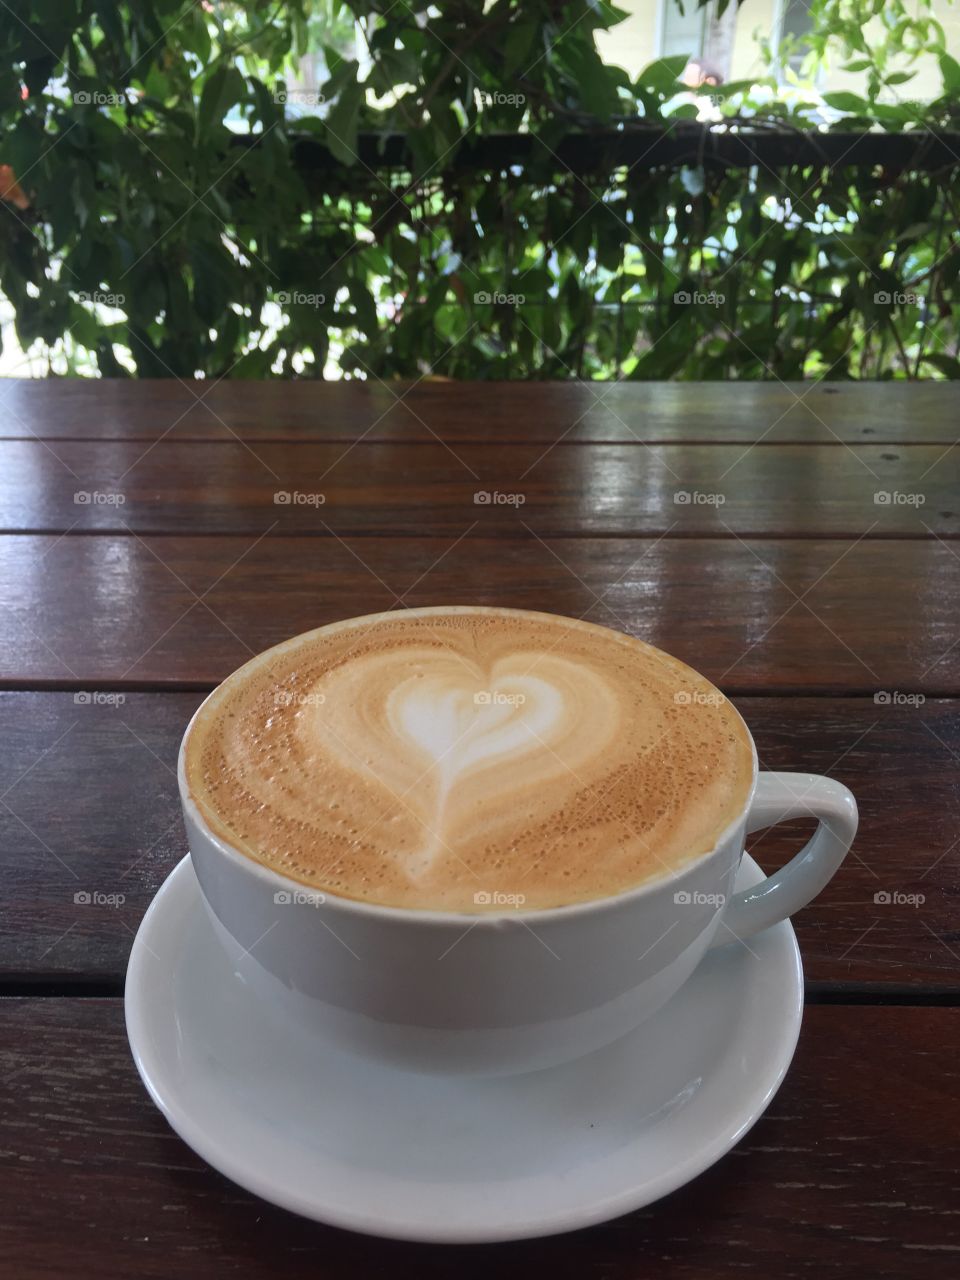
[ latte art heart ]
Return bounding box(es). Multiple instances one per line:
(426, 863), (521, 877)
(307, 653), (622, 879)
(185, 608), (754, 910)
(391, 670), (562, 782)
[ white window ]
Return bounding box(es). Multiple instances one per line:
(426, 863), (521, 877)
(776, 0), (817, 78)
(657, 0), (706, 61)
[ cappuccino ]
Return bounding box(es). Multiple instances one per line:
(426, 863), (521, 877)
(184, 607), (753, 911)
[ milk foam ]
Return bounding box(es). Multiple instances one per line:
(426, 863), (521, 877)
(184, 607), (754, 910)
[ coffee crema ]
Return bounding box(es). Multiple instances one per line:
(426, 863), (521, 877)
(184, 607), (754, 911)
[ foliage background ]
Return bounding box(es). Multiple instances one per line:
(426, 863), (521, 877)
(0, 0), (958, 380)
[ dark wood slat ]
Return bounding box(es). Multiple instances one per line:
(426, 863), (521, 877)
(1, 691), (956, 985)
(0, 1000), (956, 1278)
(0, 535), (956, 691)
(2, 440), (955, 536)
(1, 378), (957, 444)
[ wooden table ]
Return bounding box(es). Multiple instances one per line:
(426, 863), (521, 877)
(1, 379), (957, 1277)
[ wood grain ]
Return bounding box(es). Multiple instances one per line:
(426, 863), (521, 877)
(0, 691), (955, 985)
(0, 377), (955, 1274)
(0, 999), (956, 1279)
(2, 377), (957, 443)
(1, 534), (956, 692)
(1, 439), (955, 536)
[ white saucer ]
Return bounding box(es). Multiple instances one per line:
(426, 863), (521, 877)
(126, 855), (803, 1243)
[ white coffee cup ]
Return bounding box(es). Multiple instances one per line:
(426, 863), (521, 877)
(180, 676), (857, 1077)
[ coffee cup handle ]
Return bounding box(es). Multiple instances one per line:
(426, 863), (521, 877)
(709, 771), (858, 948)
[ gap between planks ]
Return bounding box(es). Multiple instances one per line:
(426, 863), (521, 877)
(2, 979), (959, 1004)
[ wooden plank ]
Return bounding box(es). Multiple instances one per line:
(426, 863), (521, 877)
(0, 1000), (956, 1278)
(0, 692), (956, 985)
(0, 440), (955, 536)
(1, 378), (957, 444)
(0, 535), (956, 691)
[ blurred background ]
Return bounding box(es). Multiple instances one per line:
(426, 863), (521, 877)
(1, 0), (959, 381)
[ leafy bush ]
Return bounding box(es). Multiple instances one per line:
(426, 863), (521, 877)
(0, 0), (958, 378)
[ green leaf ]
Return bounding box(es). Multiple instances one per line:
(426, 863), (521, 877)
(197, 65), (246, 136)
(555, 38), (620, 120)
(181, 14), (212, 65)
(324, 78), (365, 166)
(636, 56), (687, 96)
(940, 53), (960, 93)
(870, 101), (918, 125)
(822, 92), (870, 114)
(6, 118), (41, 185)
(920, 353), (960, 378)
(707, 79), (759, 100)
(23, 56), (58, 95)
(348, 278), (378, 333)
(666, 101), (701, 119)
(503, 21), (539, 77)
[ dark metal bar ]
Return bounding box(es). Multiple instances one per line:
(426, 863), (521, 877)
(232, 127), (960, 176)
